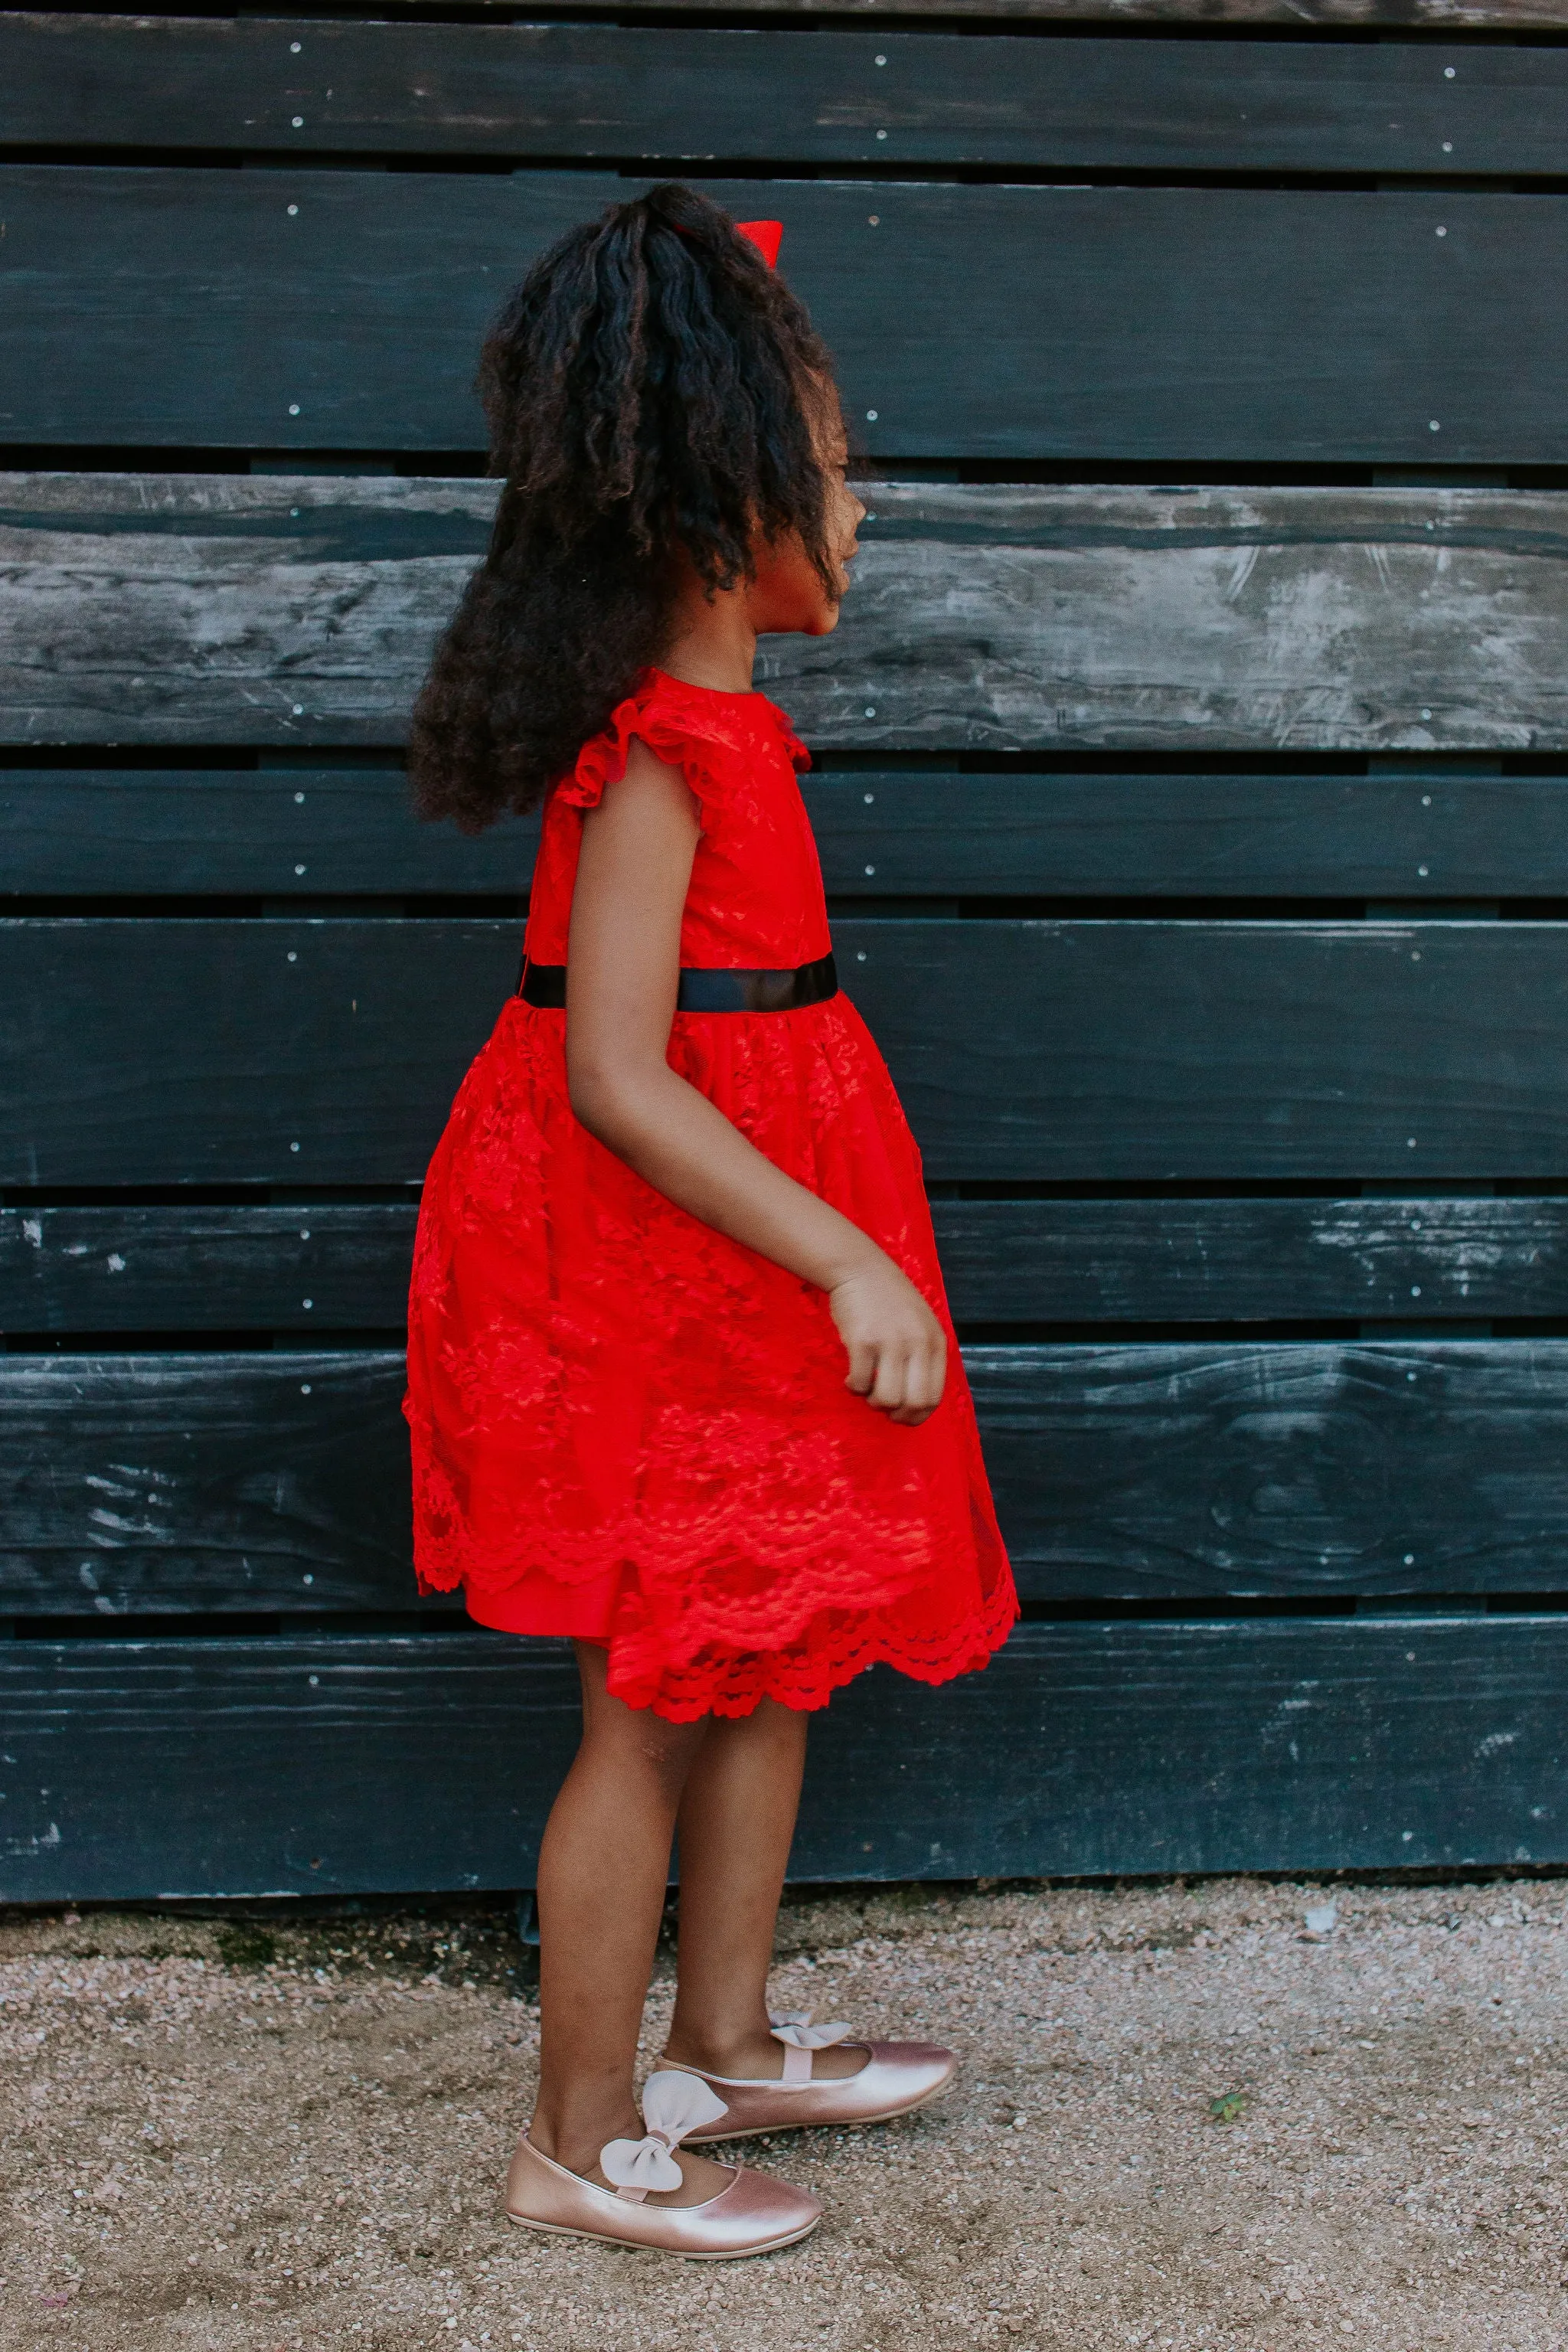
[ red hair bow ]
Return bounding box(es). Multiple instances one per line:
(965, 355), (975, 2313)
(736, 220), (783, 270)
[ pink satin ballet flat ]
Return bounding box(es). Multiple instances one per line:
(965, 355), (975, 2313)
(668, 2007), (958, 2143)
(505, 2069), (822, 2259)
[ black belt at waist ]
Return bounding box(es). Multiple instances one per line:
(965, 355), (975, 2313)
(518, 951), (838, 1014)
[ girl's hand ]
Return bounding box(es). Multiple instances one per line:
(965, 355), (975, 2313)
(828, 1259), (947, 1426)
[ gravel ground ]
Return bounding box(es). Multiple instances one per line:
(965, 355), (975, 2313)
(2, 1875), (1564, 2352)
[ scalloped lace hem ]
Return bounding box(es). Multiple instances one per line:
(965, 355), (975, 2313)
(461, 1569), (1021, 1721)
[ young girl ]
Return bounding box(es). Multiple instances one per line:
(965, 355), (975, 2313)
(403, 182), (1017, 2259)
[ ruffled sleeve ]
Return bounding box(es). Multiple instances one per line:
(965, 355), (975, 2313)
(554, 671), (803, 828)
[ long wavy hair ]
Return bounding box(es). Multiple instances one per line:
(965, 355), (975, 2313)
(407, 183), (839, 835)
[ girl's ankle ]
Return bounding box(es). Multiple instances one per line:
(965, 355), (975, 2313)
(663, 2027), (777, 2079)
(528, 2106), (639, 2178)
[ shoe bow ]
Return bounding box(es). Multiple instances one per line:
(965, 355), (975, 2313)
(769, 2007), (853, 2054)
(599, 2069), (729, 2196)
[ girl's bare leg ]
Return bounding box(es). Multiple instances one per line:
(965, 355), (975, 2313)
(518, 1642), (735, 2206)
(663, 1701), (864, 2082)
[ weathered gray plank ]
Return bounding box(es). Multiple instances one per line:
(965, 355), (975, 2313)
(2, 1616), (1563, 1900)
(2, 18), (1562, 175)
(9, 1343), (1568, 1613)
(16, 763), (1568, 898)
(6, 477), (1568, 753)
(11, 915), (1568, 1184)
(806, 485), (1568, 753)
(188, 0), (1568, 24)
(5, 1197), (1563, 1334)
(481, 0), (1568, 23)
(3, 172), (1567, 462)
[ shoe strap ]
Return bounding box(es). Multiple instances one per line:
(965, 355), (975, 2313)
(769, 2008), (853, 2086)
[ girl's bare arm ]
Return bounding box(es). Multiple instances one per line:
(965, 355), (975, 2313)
(564, 742), (946, 1424)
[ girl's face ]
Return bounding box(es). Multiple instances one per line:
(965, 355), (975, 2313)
(747, 410), (865, 639)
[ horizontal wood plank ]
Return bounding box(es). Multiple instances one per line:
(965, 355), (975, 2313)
(0, 1204), (426, 1334)
(6, 1197), (1567, 1333)
(17, 765), (1568, 898)
(933, 1197), (1568, 1325)
(970, 1341), (1568, 1598)
(3, 173), (1567, 462)
(2, 917), (512, 1187)
(854, 916), (1568, 1181)
(2, 1616), (1563, 1898)
(204, 0), (1568, 25)
(0, 1352), (420, 1618)
(10, 915), (1568, 1184)
(0, 766), (536, 897)
(811, 770), (1568, 897)
(495, 0), (1568, 23)
(3, 19), (1563, 175)
(7, 477), (1568, 754)
(9, 1343), (1568, 1612)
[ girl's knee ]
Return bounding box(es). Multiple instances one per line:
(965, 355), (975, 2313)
(578, 1692), (707, 1794)
(634, 1718), (707, 1792)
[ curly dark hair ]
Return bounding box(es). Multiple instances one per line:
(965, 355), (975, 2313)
(407, 182), (839, 834)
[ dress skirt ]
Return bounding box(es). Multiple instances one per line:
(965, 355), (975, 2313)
(403, 989), (1017, 1720)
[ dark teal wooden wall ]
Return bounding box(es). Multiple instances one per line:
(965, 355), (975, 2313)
(4, 0), (1568, 1899)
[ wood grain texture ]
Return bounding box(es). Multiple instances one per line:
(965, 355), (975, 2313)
(211, 0), (1568, 24)
(1, 917), (511, 1187)
(848, 915), (1568, 1181)
(2, 18), (1561, 175)
(781, 485), (1568, 753)
(933, 1197), (1568, 1325)
(0, 1351), (419, 1616)
(806, 770), (1568, 897)
(4, 173), (1568, 462)
(18, 763), (1568, 899)
(11, 914), (1568, 1185)
(0, 766), (536, 897)
(0, 475), (493, 748)
(8, 476), (1568, 753)
(0, 1205), (425, 1334)
(488, 0), (1568, 24)
(3, 1616), (1564, 1899)
(10, 1344), (1568, 1613)
(6, 1197), (1566, 1333)
(968, 1341), (1568, 1598)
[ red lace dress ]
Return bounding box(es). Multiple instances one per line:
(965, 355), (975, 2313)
(403, 669), (1017, 1720)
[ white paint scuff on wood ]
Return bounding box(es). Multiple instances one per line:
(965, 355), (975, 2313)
(3, 475), (1567, 750)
